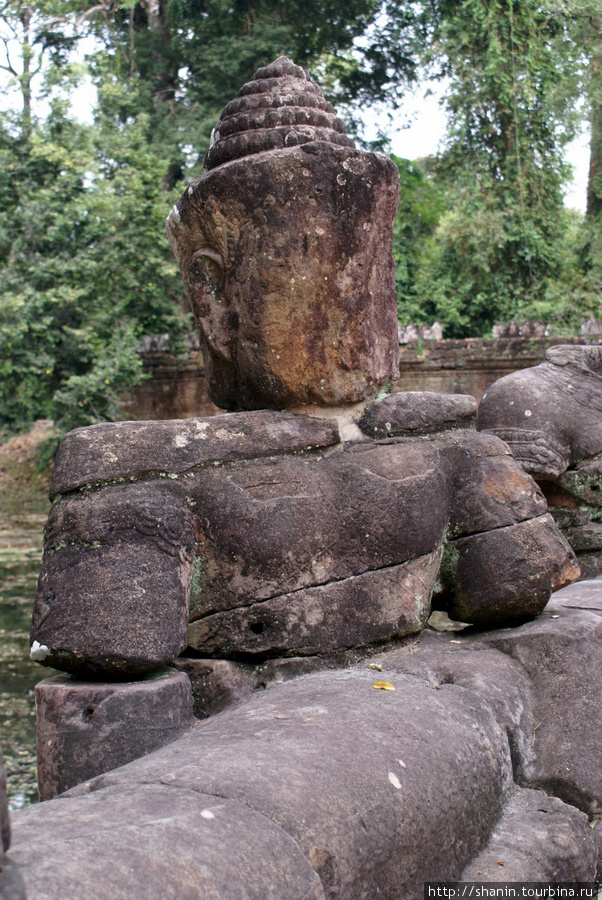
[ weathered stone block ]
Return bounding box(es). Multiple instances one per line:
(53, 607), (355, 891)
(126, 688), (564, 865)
(437, 431), (549, 537)
(482, 579), (602, 815)
(172, 658), (256, 719)
(461, 788), (596, 881)
(50, 409), (340, 495)
(11, 785), (325, 900)
(186, 441), (450, 619)
(375, 632), (536, 775)
(31, 481), (194, 676)
(188, 549), (442, 657)
(10, 593), (601, 896)
(478, 344), (602, 477)
(173, 655), (330, 719)
(32, 425), (579, 672)
(571, 550), (602, 579)
(549, 507), (602, 553)
(35, 669), (196, 801)
(437, 514), (579, 626)
(58, 670), (513, 899)
(359, 391), (477, 438)
(557, 457), (602, 507)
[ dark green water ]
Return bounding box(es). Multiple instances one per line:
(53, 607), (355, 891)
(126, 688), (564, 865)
(0, 510), (57, 810)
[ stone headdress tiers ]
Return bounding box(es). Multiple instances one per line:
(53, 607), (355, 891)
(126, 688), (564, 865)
(204, 56), (355, 170)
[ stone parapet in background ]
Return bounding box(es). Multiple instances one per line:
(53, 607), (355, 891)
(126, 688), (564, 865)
(397, 335), (602, 402)
(120, 335), (602, 420)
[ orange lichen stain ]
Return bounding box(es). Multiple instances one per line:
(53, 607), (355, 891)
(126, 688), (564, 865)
(484, 466), (533, 502)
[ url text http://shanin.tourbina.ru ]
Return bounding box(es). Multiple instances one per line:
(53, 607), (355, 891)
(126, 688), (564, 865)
(424, 885), (601, 899)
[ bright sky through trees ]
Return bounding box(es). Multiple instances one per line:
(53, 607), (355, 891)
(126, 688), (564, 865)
(1, 36), (589, 211)
(362, 84), (590, 213)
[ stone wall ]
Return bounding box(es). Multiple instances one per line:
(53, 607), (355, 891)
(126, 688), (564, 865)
(397, 335), (602, 400)
(119, 352), (221, 420)
(119, 336), (602, 421)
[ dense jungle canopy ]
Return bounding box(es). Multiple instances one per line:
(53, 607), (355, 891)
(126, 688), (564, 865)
(1, 0), (602, 433)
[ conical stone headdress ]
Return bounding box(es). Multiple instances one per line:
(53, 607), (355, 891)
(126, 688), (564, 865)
(205, 56), (355, 170)
(167, 56), (400, 412)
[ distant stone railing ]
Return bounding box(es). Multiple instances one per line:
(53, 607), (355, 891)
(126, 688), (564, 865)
(119, 331), (602, 420)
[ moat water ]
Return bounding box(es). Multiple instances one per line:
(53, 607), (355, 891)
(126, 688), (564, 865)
(0, 505), (58, 810)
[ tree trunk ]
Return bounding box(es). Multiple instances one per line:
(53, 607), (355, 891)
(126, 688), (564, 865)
(586, 95), (602, 218)
(20, 7), (32, 142)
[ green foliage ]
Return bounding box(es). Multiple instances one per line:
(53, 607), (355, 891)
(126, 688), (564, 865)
(397, 0), (584, 337)
(0, 97), (190, 433)
(390, 155), (446, 323)
(2, 0), (419, 434)
(83, 0), (404, 172)
(412, 192), (576, 336)
(2, 0), (601, 437)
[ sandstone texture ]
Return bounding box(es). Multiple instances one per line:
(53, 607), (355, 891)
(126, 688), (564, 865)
(187, 549), (442, 657)
(436, 513), (578, 627)
(12, 784), (325, 900)
(478, 344), (602, 477)
(19, 672), (515, 898)
(480, 580), (602, 815)
(50, 410), (339, 495)
(461, 788), (596, 881)
(11, 585), (601, 898)
(184, 439), (449, 618)
(204, 56), (355, 171)
(35, 669), (196, 800)
(173, 655), (329, 719)
(358, 391), (477, 437)
(31, 481), (195, 675)
(166, 59), (400, 411)
(478, 344), (602, 579)
(0, 859), (26, 900)
(31, 418), (578, 673)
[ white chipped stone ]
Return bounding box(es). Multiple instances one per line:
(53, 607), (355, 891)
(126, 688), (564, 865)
(30, 641), (51, 662)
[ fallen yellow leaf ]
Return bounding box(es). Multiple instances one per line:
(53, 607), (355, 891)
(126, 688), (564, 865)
(373, 681), (395, 691)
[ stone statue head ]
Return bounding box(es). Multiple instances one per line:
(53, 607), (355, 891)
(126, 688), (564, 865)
(166, 57), (400, 411)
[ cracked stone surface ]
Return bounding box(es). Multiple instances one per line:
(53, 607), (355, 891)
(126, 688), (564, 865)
(477, 344), (602, 579)
(35, 669), (196, 801)
(10, 784), (325, 900)
(30, 422), (577, 673)
(166, 59), (400, 411)
(461, 788), (596, 881)
(31, 481), (196, 675)
(9, 586), (601, 898)
(478, 344), (602, 478)
(358, 391), (477, 438)
(49, 410), (340, 495)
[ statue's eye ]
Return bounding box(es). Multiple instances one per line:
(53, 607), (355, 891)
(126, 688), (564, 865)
(190, 247), (224, 290)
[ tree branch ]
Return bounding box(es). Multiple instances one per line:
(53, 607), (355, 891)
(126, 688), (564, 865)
(0, 36), (17, 75)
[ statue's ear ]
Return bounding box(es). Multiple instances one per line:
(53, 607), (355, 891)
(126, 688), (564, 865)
(188, 246), (232, 360)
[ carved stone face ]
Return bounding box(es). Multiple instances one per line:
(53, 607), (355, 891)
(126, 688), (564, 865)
(166, 58), (400, 411)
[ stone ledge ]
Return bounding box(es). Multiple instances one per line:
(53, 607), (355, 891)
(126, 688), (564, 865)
(8, 582), (601, 898)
